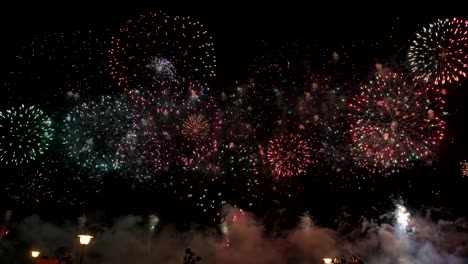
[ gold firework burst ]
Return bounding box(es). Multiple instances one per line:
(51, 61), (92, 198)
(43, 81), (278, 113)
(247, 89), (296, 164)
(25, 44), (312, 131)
(182, 114), (210, 140)
(461, 161), (468, 177)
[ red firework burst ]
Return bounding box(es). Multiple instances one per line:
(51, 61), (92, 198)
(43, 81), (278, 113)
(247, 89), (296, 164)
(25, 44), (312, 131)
(108, 10), (216, 91)
(408, 17), (468, 85)
(266, 133), (312, 178)
(348, 73), (446, 173)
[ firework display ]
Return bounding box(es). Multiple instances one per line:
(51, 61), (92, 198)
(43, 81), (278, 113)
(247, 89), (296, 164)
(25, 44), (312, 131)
(296, 73), (374, 190)
(7, 30), (111, 104)
(109, 10), (216, 92)
(220, 84), (272, 207)
(408, 18), (468, 85)
(2, 12), (468, 216)
(0, 105), (53, 166)
(266, 133), (312, 178)
(4, 162), (56, 205)
(349, 73), (446, 173)
(178, 94), (222, 174)
(182, 114), (210, 141)
(116, 132), (177, 184)
(62, 95), (134, 173)
(145, 57), (177, 80)
(461, 161), (468, 177)
(115, 85), (180, 183)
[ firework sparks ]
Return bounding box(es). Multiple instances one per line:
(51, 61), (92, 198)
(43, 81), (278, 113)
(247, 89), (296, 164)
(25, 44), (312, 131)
(146, 57), (177, 79)
(178, 93), (221, 174)
(408, 18), (468, 85)
(62, 96), (134, 173)
(267, 133), (312, 178)
(9, 30), (110, 102)
(182, 114), (210, 141)
(5, 163), (55, 205)
(219, 84), (275, 207)
(109, 10), (216, 91)
(349, 73), (445, 174)
(0, 105), (53, 165)
(395, 203), (410, 232)
(116, 132), (177, 184)
(461, 161), (468, 176)
(3, 13), (467, 219)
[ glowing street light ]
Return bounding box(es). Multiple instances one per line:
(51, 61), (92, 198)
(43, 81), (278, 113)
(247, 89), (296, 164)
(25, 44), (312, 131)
(323, 258), (332, 264)
(78, 235), (93, 264)
(31, 251), (40, 264)
(78, 235), (93, 245)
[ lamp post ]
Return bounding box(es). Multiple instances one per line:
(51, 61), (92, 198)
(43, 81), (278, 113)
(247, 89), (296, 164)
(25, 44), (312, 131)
(78, 235), (93, 264)
(31, 251), (40, 264)
(323, 258), (332, 264)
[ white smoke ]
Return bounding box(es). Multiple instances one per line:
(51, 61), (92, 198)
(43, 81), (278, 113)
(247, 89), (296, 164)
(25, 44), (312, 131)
(0, 205), (467, 264)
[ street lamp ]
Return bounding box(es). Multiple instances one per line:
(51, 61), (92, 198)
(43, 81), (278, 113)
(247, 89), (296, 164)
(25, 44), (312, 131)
(31, 251), (40, 264)
(323, 258), (332, 264)
(78, 235), (93, 264)
(79, 235), (93, 245)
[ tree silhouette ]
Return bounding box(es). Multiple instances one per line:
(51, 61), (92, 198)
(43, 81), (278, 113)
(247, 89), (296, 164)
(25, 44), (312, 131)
(183, 248), (201, 264)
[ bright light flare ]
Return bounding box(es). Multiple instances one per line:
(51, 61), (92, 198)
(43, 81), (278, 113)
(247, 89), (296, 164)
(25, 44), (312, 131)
(78, 235), (93, 245)
(396, 204), (410, 231)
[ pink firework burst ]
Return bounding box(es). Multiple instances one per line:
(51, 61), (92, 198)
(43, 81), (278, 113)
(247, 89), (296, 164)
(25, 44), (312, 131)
(267, 133), (312, 178)
(108, 10), (216, 91)
(348, 73), (446, 174)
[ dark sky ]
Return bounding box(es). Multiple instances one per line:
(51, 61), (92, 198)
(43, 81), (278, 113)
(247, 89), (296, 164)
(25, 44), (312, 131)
(0, 2), (462, 86)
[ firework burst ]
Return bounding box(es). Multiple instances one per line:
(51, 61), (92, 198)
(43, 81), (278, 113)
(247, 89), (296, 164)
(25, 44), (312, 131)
(179, 94), (221, 174)
(116, 132), (177, 184)
(0, 105), (53, 165)
(62, 95), (134, 173)
(116, 81), (213, 185)
(461, 161), (468, 177)
(182, 114), (210, 141)
(145, 57), (177, 79)
(267, 133), (312, 178)
(349, 73), (446, 173)
(408, 18), (468, 85)
(109, 10), (216, 91)
(5, 162), (56, 205)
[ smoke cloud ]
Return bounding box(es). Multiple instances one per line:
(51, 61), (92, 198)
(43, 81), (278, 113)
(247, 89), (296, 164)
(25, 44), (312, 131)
(1, 205), (467, 264)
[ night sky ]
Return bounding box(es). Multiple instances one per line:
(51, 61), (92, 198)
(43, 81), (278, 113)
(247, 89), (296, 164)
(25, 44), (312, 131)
(0, 2), (467, 229)
(2, 3), (468, 264)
